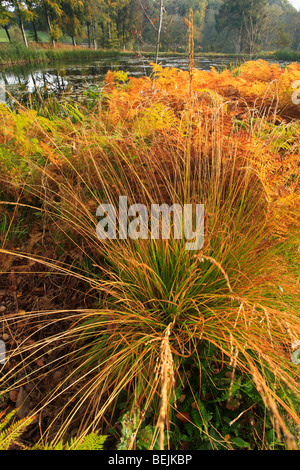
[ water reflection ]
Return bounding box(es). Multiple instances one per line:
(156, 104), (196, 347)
(0, 55), (289, 107)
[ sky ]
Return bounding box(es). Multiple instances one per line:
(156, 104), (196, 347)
(288, 0), (300, 10)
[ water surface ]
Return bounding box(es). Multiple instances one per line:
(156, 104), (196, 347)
(0, 54), (291, 106)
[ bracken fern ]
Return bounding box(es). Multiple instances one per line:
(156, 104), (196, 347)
(0, 61), (299, 450)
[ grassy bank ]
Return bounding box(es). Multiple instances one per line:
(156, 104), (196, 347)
(1, 41), (299, 68)
(0, 60), (300, 450)
(0, 42), (135, 66)
(271, 49), (300, 62)
(0, 42), (300, 67)
(0, 42), (248, 67)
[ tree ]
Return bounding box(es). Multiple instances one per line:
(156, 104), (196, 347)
(59, 0), (84, 46)
(215, 0), (267, 54)
(155, 0), (163, 61)
(9, 1), (37, 47)
(105, 0), (130, 49)
(0, 0), (15, 41)
(259, 0), (300, 51)
(201, 0), (223, 52)
(36, 0), (62, 45)
(24, 0), (39, 43)
(148, 0), (208, 53)
(82, 0), (104, 48)
(82, 0), (93, 47)
(242, 1), (267, 57)
(136, 0), (167, 59)
(49, 20), (61, 44)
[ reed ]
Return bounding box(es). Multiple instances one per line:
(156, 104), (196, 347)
(0, 42), (133, 66)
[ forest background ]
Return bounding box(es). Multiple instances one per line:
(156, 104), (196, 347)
(0, 0), (300, 57)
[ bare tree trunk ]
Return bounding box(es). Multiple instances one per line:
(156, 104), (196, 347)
(100, 22), (104, 48)
(46, 10), (52, 33)
(243, 8), (266, 59)
(86, 21), (91, 48)
(122, 21), (126, 50)
(155, 0), (163, 63)
(116, 21), (121, 50)
(4, 26), (11, 42)
(25, 0), (38, 43)
(93, 23), (98, 49)
(45, 9), (55, 46)
(108, 20), (111, 43)
(32, 20), (39, 43)
(234, 27), (242, 54)
(14, 1), (28, 47)
(19, 16), (28, 47)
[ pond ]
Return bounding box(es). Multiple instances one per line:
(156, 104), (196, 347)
(0, 54), (291, 107)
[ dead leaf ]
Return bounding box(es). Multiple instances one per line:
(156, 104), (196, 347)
(176, 411), (191, 422)
(16, 387), (31, 419)
(226, 398), (240, 411)
(9, 390), (18, 402)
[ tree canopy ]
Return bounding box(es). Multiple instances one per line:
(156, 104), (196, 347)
(0, 0), (299, 53)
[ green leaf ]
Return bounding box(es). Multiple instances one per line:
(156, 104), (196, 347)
(231, 437), (251, 449)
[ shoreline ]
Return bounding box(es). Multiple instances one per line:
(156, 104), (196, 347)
(0, 50), (243, 68)
(0, 45), (298, 69)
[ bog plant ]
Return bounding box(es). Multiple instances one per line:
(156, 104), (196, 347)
(0, 409), (107, 450)
(0, 59), (299, 450)
(0, 409), (35, 450)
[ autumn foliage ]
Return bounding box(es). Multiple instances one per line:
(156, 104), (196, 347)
(0, 60), (299, 449)
(101, 61), (300, 236)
